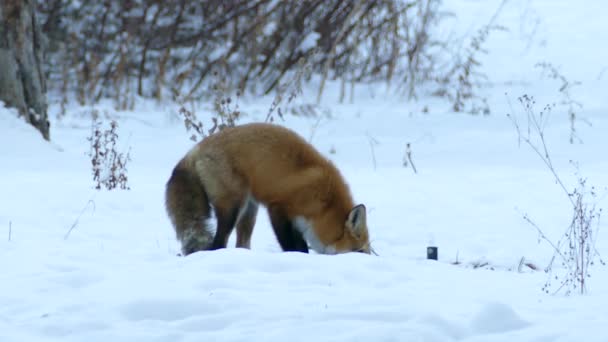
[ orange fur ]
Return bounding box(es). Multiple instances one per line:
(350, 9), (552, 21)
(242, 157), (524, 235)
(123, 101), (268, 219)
(165, 123), (371, 255)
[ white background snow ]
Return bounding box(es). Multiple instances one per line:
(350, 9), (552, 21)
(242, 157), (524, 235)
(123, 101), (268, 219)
(1, 0), (608, 341)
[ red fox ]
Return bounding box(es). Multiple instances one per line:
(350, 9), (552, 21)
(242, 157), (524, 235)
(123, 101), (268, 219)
(165, 122), (372, 256)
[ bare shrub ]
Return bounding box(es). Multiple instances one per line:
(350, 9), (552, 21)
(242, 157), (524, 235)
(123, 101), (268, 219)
(399, 0), (450, 99)
(36, 1), (452, 106)
(212, 75), (241, 130)
(446, 25), (498, 115)
(508, 94), (605, 295)
(177, 105), (205, 142)
(522, 178), (605, 295)
(266, 52), (316, 123)
(434, 1), (508, 115)
(535, 62), (585, 144)
(37, 1), (512, 119)
(175, 72), (243, 142)
(87, 111), (131, 191)
(174, 55), (312, 144)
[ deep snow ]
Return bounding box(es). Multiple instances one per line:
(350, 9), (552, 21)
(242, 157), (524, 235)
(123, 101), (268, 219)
(2, 1), (608, 341)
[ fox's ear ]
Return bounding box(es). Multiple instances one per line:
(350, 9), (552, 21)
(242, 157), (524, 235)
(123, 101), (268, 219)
(346, 204), (367, 238)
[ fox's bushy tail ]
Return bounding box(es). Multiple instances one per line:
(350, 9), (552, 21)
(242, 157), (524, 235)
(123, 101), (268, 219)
(165, 160), (213, 255)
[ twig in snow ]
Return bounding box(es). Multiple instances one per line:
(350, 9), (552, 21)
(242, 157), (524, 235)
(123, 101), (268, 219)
(451, 250), (461, 265)
(64, 199), (96, 240)
(365, 132), (379, 171)
(308, 115), (324, 143)
(403, 142), (418, 174)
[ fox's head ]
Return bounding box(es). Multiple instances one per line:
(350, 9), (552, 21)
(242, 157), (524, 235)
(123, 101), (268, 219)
(294, 204), (374, 255)
(333, 204), (373, 254)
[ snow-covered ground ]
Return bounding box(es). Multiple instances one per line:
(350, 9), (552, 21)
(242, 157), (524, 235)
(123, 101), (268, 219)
(1, 1), (607, 341)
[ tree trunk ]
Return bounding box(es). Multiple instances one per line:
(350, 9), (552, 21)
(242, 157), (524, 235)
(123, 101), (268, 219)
(0, 0), (49, 140)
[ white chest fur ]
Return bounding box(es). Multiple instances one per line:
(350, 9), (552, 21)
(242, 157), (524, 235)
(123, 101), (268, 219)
(292, 216), (336, 254)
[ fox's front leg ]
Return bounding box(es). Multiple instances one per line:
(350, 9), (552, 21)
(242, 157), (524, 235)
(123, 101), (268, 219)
(267, 204), (309, 253)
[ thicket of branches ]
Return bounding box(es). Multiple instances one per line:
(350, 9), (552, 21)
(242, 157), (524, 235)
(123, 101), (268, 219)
(37, 0), (473, 108)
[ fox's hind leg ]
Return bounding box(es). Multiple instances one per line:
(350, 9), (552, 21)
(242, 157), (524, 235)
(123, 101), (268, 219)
(196, 158), (248, 251)
(235, 197), (259, 249)
(267, 205), (309, 253)
(210, 202), (240, 250)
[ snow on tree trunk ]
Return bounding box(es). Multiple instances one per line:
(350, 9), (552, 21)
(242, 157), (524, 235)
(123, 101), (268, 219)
(0, 0), (49, 140)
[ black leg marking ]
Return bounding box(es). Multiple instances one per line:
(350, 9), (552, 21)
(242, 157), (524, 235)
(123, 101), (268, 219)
(210, 205), (240, 250)
(267, 205), (309, 253)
